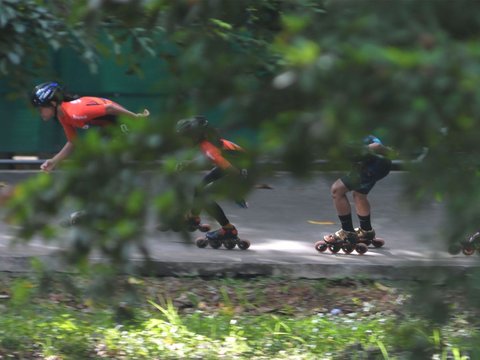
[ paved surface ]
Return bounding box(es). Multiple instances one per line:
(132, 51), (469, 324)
(0, 171), (478, 279)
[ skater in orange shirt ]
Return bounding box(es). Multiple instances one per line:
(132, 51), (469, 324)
(175, 115), (251, 250)
(31, 81), (149, 172)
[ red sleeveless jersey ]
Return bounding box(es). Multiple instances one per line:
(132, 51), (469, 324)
(199, 139), (244, 169)
(58, 97), (118, 141)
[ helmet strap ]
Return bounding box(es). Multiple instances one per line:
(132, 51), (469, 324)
(50, 101), (59, 119)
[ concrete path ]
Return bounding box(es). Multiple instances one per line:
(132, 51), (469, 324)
(0, 171), (477, 279)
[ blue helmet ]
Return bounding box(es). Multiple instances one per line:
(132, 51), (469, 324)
(363, 135), (382, 145)
(31, 82), (63, 107)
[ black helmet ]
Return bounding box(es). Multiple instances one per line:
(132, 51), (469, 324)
(31, 82), (63, 107)
(176, 116), (208, 137)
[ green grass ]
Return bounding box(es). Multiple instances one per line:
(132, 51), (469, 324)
(0, 275), (477, 359)
(0, 304), (392, 359)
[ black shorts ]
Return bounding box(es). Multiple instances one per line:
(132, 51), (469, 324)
(341, 157), (391, 194)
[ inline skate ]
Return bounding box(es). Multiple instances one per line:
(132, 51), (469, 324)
(449, 231), (480, 256)
(60, 210), (87, 227)
(314, 229), (368, 255)
(355, 228), (385, 248)
(196, 226), (250, 250)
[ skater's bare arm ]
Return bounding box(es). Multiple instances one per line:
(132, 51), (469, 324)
(368, 142), (394, 157)
(41, 141), (75, 172)
(105, 103), (150, 119)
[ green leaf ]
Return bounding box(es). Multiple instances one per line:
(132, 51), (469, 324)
(13, 22), (26, 33)
(209, 18), (232, 31)
(281, 15), (308, 33)
(7, 51), (20, 64)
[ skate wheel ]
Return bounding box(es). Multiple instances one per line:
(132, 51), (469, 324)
(469, 232), (480, 243)
(462, 244), (475, 256)
(342, 244), (354, 254)
(329, 244), (341, 254)
(359, 238), (372, 246)
(314, 240), (328, 253)
(447, 243), (462, 255)
(60, 219), (72, 228)
(171, 226), (182, 232)
(209, 238), (222, 249)
(238, 239), (250, 250)
(198, 224), (211, 232)
(371, 238), (385, 248)
(223, 238), (237, 250)
(355, 243), (368, 255)
(196, 237), (208, 248)
(70, 211), (86, 225)
(469, 233), (480, 254)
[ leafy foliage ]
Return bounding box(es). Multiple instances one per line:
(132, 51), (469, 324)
(0, 275), (476, 359)
(5, 0), (480, 258)
(3, 1), (480, 355)
(0, 0), (161, 92)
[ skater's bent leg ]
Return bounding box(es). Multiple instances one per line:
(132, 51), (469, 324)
(205, 201), (234, 228)
(192, 167), (225, 217)
(353, 191), (372, 231)
(352, 191), (370, 217)
(331, 179), (351, 215)
(331, 179), (354, 231)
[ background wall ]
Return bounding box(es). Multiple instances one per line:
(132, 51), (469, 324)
(0, 48), (168, 155)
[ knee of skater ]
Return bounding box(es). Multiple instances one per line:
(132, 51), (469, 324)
(330, 188), (336, 199)
(331, 186), (342, 199)
(330, 179), (348, 199)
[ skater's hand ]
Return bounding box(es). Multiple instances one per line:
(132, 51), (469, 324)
(135, 109), (150, 118)
(40, 159), (57, 173)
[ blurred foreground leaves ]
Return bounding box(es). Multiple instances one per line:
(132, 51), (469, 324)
(2, 0), (480, 334)
(4, 0), (480, 258)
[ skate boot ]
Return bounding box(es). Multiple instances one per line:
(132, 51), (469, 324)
(315, 229), (368, 255)
(196, 226), (250, 250)
(356, 228), (385, 248)
(185, 215), (211, 232)
(60, 211), (87, 227)
(450, 231), (480, 255)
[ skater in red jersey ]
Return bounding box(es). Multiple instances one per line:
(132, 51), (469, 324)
(31, 81), (149, 172)
(175, 116), (251, 250)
